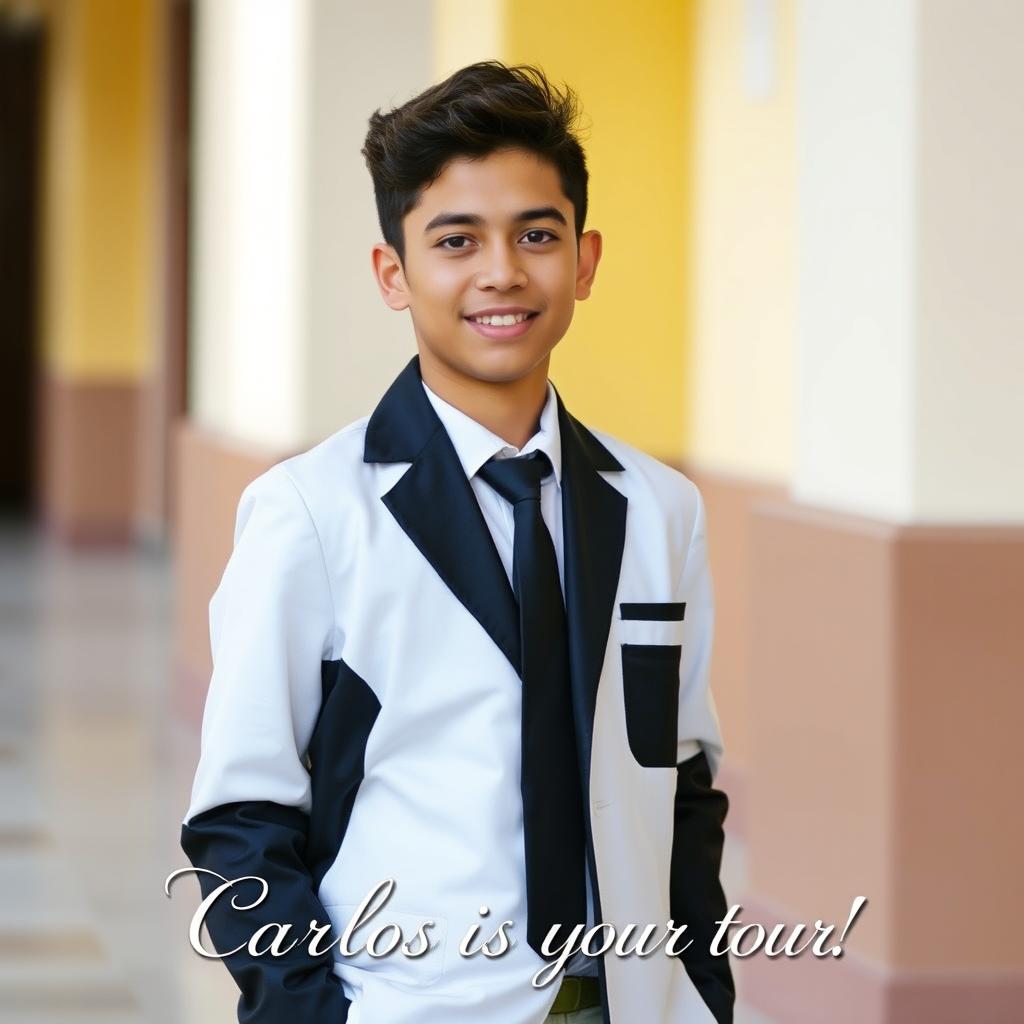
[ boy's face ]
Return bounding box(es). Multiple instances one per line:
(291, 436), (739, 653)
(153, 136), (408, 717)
(371, 147), (601, 388)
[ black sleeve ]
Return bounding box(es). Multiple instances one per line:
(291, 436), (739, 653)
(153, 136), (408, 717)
(669, 749), (735, 1024)
(178, 468), (350, 1022)
(180, 800), (351, 1023)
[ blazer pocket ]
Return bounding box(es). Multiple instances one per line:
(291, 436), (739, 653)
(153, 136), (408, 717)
(621, 643), (681, 768)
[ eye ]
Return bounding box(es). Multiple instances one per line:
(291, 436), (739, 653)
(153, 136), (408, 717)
(437, 235), (474, 251)
(522, 229), (556, 244)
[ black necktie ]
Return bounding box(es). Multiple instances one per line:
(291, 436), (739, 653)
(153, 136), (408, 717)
(476, 451), (588, 960)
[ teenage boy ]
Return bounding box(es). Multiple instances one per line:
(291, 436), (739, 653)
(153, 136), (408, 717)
(180, 61), (733, 1024)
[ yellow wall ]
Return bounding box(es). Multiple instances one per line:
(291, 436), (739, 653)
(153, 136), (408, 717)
(434, 0), (502, 75)
(434, 0), (697, 463)
(41, 0), (161, 380)
(689, 0), (796, 482)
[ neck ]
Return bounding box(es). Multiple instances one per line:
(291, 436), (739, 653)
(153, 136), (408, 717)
(418, 351), (550, 450)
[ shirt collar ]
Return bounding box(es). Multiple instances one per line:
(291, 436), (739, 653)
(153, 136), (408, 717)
(420, 378), (563, 488)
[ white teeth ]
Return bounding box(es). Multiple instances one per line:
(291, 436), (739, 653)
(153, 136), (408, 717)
(471, 313), (530, 325)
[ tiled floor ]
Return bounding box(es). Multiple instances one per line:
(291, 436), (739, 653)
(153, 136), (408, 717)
(0, 524), (775, 1023)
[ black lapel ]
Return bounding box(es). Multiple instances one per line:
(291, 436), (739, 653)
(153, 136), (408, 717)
(364, 356), (521, 673)
(552, 383), (626, 1024)
(551, 383), (628, 790)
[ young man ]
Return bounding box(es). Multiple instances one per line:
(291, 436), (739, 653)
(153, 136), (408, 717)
(180, 61), (733, 1024)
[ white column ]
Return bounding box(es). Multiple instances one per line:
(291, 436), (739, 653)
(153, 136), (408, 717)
(795, 0), (1024, 523)
(190, 0), (311, 450)
(912, 0), (1024, 522)
(190, 0), (434, 451)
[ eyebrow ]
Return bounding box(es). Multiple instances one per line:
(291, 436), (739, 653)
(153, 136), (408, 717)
(423, 206), (568, 234)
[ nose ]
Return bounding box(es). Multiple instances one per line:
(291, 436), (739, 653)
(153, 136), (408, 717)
(474, 240), (528, 291)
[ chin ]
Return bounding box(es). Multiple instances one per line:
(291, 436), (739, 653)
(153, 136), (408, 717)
(460, 347), (552, 385)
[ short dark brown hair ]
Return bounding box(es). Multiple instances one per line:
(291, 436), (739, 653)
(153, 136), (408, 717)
(361, 61), (589, 264)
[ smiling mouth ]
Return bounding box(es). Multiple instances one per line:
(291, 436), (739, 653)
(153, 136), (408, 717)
(463, 311), (541, 340)
(464, 312), (539, 326)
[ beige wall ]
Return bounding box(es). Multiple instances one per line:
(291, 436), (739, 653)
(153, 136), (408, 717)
(304, 0), (435, 441)
(913, 0), (1024, 522)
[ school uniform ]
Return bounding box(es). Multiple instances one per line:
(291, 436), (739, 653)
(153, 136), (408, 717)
(180, 354), (734, 1023)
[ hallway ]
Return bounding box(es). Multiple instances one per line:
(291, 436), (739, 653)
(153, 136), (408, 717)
(0, 525), (234, 1022)
(0, 525), (766, 1023)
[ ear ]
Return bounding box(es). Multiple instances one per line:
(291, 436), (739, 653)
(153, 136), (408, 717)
(574, 229), (603, 301)
(371, 242), (410, 311)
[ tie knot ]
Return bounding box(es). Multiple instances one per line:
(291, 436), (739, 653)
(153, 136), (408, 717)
(477, 451), (552, 505)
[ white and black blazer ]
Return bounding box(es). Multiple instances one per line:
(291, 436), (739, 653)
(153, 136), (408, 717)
(180, 355), (733, 1024)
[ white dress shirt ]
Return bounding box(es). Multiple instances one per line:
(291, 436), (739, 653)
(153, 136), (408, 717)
(421, 378), (598, 979)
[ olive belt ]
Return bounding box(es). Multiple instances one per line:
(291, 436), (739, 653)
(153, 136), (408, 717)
(549, 975), (601, 1014)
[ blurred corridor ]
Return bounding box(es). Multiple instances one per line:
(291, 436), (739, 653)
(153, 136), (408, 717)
(0, 524), (190, 1022)
(3, 0), (1023, 1021)
(0, 523), (255, 1022)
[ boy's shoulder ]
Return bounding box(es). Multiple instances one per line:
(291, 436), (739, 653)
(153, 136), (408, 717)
(279, 414), (373, 491)
(233, 415), (373, 525)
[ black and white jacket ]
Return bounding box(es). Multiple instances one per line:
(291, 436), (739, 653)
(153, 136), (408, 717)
(180, 355), (733, 1024)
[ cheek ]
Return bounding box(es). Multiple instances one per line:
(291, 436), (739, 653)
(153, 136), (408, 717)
(445, 270), (476, 307)
(538, 257), (577, 298)
(407, 260), (467, 310)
